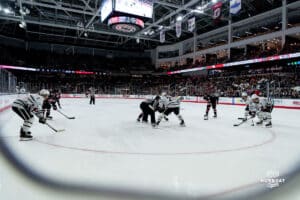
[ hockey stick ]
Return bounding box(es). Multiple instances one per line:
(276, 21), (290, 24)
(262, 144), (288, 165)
(238, 117), (246, 120)
(46, 122), (65, 133)
(233, 116), (254, 127)
(233, 120), (247, 127)
(56, 110), (75, 119)
(233, 117), (253, 126)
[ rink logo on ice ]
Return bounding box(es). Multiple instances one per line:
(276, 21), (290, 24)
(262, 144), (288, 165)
(260, 170), (285, 188)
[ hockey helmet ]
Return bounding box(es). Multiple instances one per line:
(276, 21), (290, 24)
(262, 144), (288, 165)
(241, 92), (248, 97)
(251, 94), (259, 102)
(39, 89), (50, 97)
(154, 95), (161, 100)
(161, 92), (167, 96)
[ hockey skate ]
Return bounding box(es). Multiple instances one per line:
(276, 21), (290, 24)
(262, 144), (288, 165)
(19, 128), (33, 141)
(180, 120), (185, 127)
(265, 122), (272, 128)
(46, 115), (53, 120)
(204, 114), (208, 120)
(213, 113), (217, 118)
(256, 120), (263, 125)
(151, 123), (156, 128)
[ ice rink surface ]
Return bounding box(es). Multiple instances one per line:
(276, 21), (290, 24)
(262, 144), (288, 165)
(1, 98), (300, 199)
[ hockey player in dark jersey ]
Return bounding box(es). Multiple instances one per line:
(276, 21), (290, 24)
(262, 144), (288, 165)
(203, 93), (219, 120)
(42, 90), (58, 120)
(11, 89), (48, 140)
(53, 89), (62, 109)
(137, 96), (160, 127)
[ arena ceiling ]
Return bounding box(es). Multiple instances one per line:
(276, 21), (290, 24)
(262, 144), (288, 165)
(0, 0), (296, 51)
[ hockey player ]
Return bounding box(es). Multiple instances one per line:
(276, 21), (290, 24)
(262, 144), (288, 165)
(251, 94), (273, 128)
(137, 96), (160, 127)
(42, 90), (58, 120)
(11, 89), (48, 140)
(53, 89), (62, 109)
(203, 93), (219, 120)
(156, 95), (185, 127)
(240, 92), (254, 121)
(137, 95), (168, 122)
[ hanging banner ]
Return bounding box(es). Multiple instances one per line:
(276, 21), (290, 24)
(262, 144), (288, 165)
(176, 21), (182, 38)
(160, 30), (165, 43)
(230, 0), (241, 15)
(212, 1), (223, 21)
(188, 17), (195, 32)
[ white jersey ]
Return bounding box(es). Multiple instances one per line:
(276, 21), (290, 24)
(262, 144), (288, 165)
(242, 96), (251, 106)
(258, 97), (274, 111)
(249, 97), (273, 112)
(160, 96), (181, 108)
(89, 87), (96, 96)
(248, 99), (260, 112)
(12, 94), (44, 117)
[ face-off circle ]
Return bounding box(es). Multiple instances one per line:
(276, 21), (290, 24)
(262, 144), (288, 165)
(108, 16), (144, 33)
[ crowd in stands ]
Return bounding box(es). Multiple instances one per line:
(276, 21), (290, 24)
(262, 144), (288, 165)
(158, 40), (300, 72)
(11, 64), (300, 99)
(0, 45), (154, 72)
(1, 40), (300, 99)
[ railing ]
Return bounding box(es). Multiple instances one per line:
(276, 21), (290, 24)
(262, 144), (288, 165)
(0, 69), (17, 93)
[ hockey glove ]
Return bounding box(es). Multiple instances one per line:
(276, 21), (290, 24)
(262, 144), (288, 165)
(249, 111), (256, 118)
(39, 117), (47, 124)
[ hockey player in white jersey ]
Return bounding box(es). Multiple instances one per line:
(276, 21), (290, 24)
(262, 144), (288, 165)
(250, 94), (273, 128)
(240, 92), (253, 121)
(11, 89), (49, 140)
(156, 94), (185, 127)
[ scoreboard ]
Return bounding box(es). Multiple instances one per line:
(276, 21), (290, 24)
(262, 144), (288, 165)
(100, 0), (154, 22)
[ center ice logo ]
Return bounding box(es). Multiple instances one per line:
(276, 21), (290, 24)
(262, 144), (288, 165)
(260, 170), (285, 188)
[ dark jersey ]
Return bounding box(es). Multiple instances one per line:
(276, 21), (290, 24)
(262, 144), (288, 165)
(43, 93), (58, 109)
(204, 95), (219, 104)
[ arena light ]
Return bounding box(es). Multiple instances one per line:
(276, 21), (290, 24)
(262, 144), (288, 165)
(3, 8), (12, 14)
(19, 7), (30, 16)
(0, 65), (37, 71)
(176, 15), (183, 22)
(19, 21), (26, 29)
(192, 9), (204, 14)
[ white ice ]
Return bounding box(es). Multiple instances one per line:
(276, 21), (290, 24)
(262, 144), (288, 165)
(1, 98), (300, 200)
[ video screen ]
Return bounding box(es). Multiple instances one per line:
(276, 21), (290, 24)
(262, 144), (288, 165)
(100, 0), (113, 22)
(115, 0), (154, 18)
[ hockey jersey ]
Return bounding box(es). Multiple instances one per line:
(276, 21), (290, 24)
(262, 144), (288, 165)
(249, 97), (274, 112)
(12, 94), (44, 118)
(160, 96), (182, 108)
(143, 97), (160, 110)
